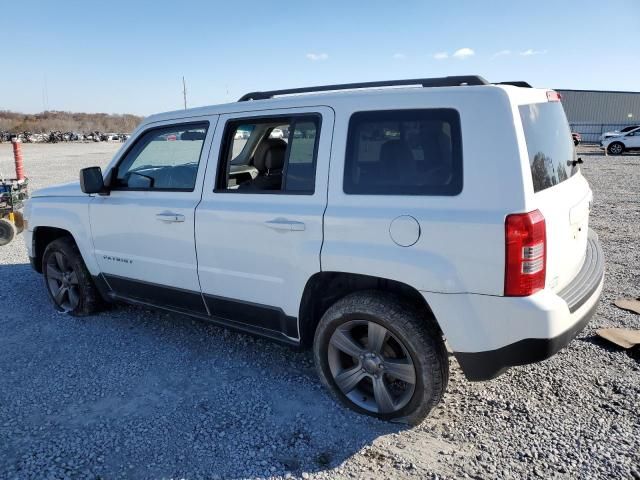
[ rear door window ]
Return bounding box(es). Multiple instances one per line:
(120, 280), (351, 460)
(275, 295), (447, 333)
(285, 120), (318, 192)
(344, 109), (463, 195)
(519, 102), (577, 193)
(216, 115), (320, 194)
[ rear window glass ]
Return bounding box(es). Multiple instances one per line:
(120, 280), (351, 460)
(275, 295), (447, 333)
(519, 102), (577, 193)
(344, 109), (463, 195)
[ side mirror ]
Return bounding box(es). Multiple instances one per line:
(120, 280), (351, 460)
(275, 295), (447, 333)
(80, 167), (108, 194)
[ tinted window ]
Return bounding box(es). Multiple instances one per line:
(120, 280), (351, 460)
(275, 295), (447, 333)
(284, 120), (318, 192)
(115, 123), (208, 190)
(216, 115), (320, 194)
(344, 109), (462, 195)
(519, 102), (577, 193)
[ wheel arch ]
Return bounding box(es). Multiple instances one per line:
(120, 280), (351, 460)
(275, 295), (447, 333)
(608, 140), (625, 154)
(32, 226), (78, 273)
(298, 271), (442, 347)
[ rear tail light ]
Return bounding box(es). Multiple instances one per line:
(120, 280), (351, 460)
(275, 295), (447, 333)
(505, 210), (546, 296)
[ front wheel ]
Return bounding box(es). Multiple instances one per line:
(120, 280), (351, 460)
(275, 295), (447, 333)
(42, 237), (103, 316)
(607, 142), (624, 155)
(313, 291), (448, 425)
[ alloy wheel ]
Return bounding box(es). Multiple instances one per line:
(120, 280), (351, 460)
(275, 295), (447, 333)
(327, 320), (416, 414)
(609, 143), (623, 155)
(46, 252), (80, 312)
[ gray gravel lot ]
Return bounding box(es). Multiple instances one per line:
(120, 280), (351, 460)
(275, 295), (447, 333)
(0, 143), (638, 479)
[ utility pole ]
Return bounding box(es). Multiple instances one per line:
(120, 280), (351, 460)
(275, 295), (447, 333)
(43, 75), (49, 112)
(182, 76), (187, 110)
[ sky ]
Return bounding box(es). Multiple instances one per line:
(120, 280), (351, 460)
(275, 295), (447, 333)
(1, 0), (639, 116)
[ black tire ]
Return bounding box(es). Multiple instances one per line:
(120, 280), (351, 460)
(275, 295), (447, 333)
(313, 291), (448, 425)
(42, 236), (103, 316)
(574, 139), (579, 146)
(607, 141), (624, 155)
(0, 217), (17, 246)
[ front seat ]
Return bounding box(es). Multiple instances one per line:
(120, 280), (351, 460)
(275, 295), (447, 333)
(239, 138), (287, 191)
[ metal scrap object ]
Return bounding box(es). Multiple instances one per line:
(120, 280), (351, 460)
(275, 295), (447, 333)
(596, 328), (640, 349)
(614, 298), (640, 315)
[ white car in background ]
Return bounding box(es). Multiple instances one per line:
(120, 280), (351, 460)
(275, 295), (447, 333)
(234, 129), (251, 140)
(600, 128), (640, 155)
(599, 125), (640, 143)
(269, 128), (284, 139)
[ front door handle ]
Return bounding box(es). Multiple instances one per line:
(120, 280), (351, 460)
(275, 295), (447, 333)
(156, 211), (185, 223)
(264, 218), (306, 231)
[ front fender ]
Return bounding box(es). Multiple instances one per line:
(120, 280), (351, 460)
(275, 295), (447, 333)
(26, 197), (98, 275)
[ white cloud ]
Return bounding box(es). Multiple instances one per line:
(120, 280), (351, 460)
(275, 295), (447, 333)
(306, 52), (328, 61)
(452, 48), (475, 59)
(491, 49), (511, 58)
(519, 49), (547, 56)
(433, 51), (448, 60)
(393, 53), (407, 60)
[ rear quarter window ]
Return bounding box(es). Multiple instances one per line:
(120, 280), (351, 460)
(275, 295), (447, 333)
(519, 102), (577, 193)
(343, 109), (463, 195)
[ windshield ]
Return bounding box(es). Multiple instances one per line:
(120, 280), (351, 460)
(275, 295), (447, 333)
(519, 102), (577, 193)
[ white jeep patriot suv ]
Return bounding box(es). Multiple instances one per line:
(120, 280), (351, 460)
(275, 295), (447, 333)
(23, 76), (604, 424)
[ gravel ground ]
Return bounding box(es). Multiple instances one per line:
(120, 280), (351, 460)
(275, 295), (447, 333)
(0, 143), (638, 479)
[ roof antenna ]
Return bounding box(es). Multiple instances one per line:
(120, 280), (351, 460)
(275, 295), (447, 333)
(182, 76), (187, 110)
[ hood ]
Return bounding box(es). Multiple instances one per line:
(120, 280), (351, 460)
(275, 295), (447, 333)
(602, 135), (626, 144)
(601, 131), (622, 138)
(31, 181), (85, 198)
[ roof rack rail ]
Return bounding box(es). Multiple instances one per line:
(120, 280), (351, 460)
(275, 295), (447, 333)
(238, 75), (490, 101)
(495, 81), (533, 88)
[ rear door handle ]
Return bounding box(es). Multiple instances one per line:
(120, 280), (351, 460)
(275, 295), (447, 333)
(156, 211), (185, 223)
(264, 218), (306, 231)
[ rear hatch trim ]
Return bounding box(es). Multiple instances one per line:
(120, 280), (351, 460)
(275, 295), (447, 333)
(557, 229), (604, 313)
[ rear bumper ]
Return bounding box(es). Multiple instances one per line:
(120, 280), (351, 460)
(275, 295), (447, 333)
(425, 230), (605, 381)
(556, 231), (604, 313)
(455, 294), (599, 380)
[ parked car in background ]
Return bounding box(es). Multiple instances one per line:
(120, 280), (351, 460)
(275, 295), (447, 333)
(600, 128), (640, 155)
(572, 132), (581, 146)
(234, 129), (251, 140)
(599, 125), (640, 143)
(269, 127), (284, 139)
(23, 76), (604, 424)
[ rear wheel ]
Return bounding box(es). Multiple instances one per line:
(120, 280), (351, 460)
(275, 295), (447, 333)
(0, 218), (17, 246)
(42, 237), (102, 316)
(313, 291), (448, 425)
(608, 142), (624, 155)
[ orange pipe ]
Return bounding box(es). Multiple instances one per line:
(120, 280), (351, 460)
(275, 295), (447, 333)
(12, 140), (25, 180)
